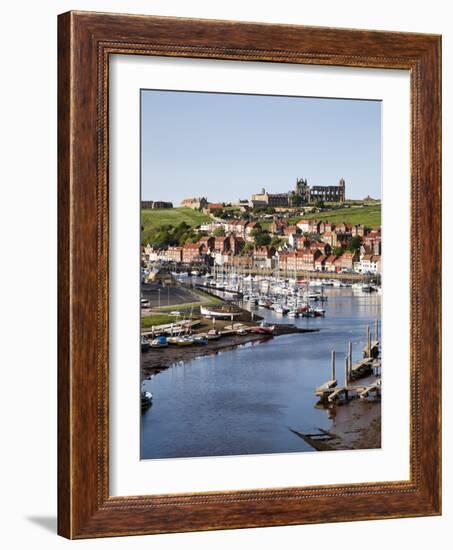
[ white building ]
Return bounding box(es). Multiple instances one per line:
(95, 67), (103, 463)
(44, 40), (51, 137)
(357, 254), (381, 274)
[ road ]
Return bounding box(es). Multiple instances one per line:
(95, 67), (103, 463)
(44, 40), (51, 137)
(141, 282), (200, 308)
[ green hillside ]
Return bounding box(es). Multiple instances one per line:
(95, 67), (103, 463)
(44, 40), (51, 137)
(141, 207), (211, 245)
(288, 204), (381, 229)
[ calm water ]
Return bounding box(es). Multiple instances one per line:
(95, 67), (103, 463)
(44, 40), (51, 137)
(141, 287), (381, 459)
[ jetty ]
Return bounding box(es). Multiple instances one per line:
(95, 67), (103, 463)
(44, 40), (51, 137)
(142, 319), (201, 337)
(315, 323), (381, 403)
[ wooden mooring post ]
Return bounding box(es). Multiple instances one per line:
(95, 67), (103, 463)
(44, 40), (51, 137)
(344, 356), (349, 400)
(331, 350), (336, 381)
(367, 325), (371, 357)
(348, 341), (352, 382)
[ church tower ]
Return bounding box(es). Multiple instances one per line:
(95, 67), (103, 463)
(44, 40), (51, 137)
(295, 177), (309, 202)
(338, 178), (345, 202)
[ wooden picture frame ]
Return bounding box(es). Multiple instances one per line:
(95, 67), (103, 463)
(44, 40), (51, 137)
(58, 11), (441, 539)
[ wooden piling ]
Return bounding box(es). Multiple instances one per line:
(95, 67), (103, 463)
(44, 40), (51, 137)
(375, 319), (379, 341)
(348, 341), (352, 380)
(331, 350), (336, 381)
(367, 325), (371, 357)
(345, 356), (349, 387)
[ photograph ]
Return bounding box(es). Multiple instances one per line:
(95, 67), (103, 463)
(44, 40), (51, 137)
(139, 90), (382, 460)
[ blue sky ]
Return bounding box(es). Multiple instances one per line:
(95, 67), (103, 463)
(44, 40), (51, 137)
(141, 90), (381, 203)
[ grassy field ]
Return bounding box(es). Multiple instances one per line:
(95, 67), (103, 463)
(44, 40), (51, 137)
(141, 314), (178, 329)
(141, 207), (211, 229)
(288, 204), (381, 229)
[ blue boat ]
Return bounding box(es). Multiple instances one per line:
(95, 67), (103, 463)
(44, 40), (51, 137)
(150, 335), (168, 348)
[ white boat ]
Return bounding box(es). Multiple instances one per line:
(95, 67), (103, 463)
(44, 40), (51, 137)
(207, 329), (221, 340)
(200, 305), (242, 319)
(141, 390), (153, 409)
(192, 335), (208, 345)
(141, 336), (150, 351)
(287, 310), (299, 318)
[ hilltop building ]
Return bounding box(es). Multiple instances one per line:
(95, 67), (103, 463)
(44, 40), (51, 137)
(181, 197), (208, 210)
(292, 177), (346, 204)
(251, 178), (346, 208)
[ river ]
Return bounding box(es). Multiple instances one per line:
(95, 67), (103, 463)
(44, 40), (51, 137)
(141, 285), (381, 459)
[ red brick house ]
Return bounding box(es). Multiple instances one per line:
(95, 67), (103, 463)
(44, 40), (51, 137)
(309, 241), (332, 256)
(197, 236), (215, 253)
(322, 231), (338, 247)
(325, 254), (340, 272)
(340, 250), (359, 270)
(213, 236), (230, 254)
(182, 243), (203, 263)
(166, 246), (183, 262)
(314, 254), (327, 271)
(269, 219), (287, 235)
(229, 235), (245, 255)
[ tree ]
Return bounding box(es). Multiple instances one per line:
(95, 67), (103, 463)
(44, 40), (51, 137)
(254, 232), (271, 247)
(332, 246), (344, 257)
(348, 235), (362, 252)
(213, 226), (226, 237)
(240, 243), (254, 256)
(315, 200), (325, 209)
(270, 236), (283, 249)
(250, 227), (263, 238)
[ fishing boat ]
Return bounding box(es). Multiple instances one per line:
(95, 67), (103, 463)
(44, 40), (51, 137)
(141, 336), (150, 351)
(150, 336), (168, 348)
(141, 390), (153, 409)
(287, 309), (299, 318)
(313, 307), (326, 317)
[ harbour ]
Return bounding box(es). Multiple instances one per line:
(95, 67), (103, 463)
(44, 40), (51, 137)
(140, 276), (381, 459)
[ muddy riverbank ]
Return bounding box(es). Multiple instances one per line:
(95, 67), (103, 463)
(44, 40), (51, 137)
(290, 374), (381, 451)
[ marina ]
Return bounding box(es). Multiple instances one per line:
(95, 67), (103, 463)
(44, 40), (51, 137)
(141, 274), (381, 459)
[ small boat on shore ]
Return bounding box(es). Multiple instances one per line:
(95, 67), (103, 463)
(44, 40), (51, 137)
(176, 336), (194, 346)
(207, 329), (221, 340)
(141, 390), (153, 409)
(200, 304), (243, 319)
(192, 335), (208, 345)
(150, 336), (168, 348)
(141, 336), (150, 351)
